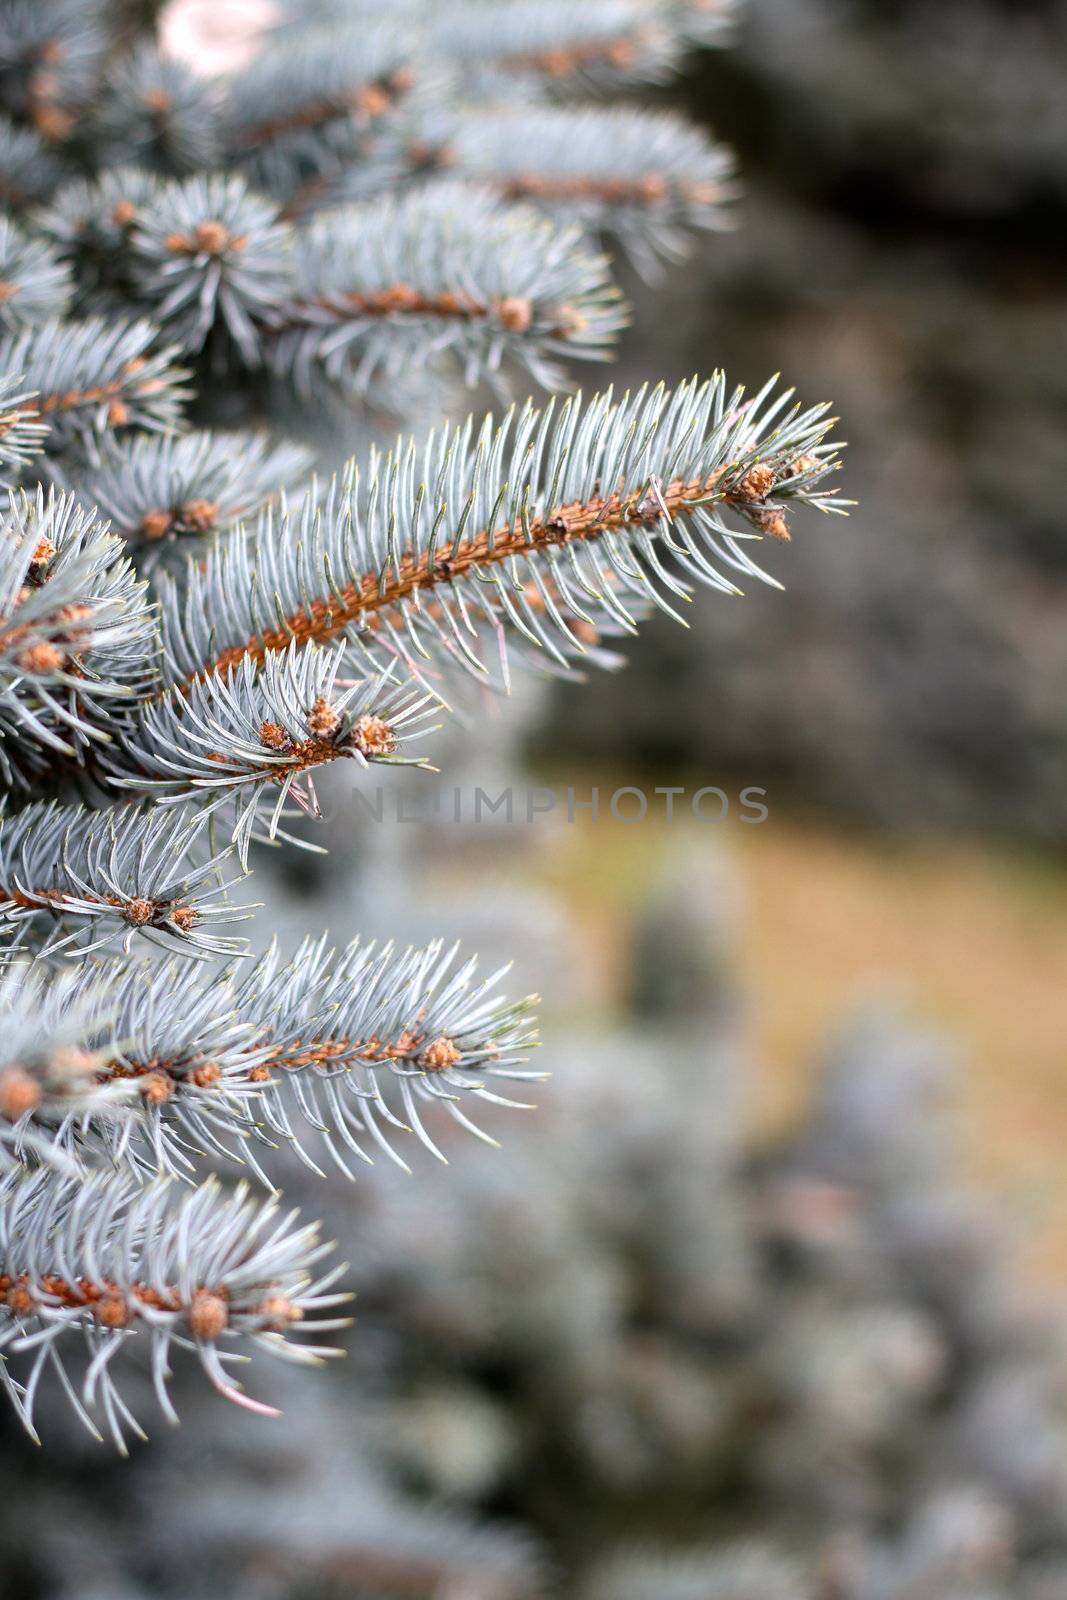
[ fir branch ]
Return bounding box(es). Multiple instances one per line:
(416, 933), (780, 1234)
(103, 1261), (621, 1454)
(272, 181), (625, 396)
(93, 41), (222, 175)
(0, 113), (63, 209)
(109, 642), (441, 863)
(0, 0), (107, 142)
(234, 934), (543, 1176)
(53, 425), (313, 560)
(0, 371), (48, 482)
(0, 315), (190, 451)
(447, 104), (737, 277)
(0, 799), (250, 960)
(425, 0), (689, 92)
(159, 374), (846, 693)
(34, 165), (159, 314)
(273, 182), (627, 400)
(0, 214), (73, 330)
(4, 934), (540, 1180)
(0, 1169), (349, 1448)
(0, 487), (156, 787)
(10, 953), (273, 1184)
(224, 22), (418, 162)
(127, 173), (295, 360)
(0, 962), (135, 1173)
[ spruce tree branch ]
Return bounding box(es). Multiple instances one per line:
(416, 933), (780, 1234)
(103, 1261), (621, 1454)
(271, 181), (624, 394)
(0, 963), (136, 1174)
(52, 427), (313, 559)
(0, 1169), (350, 1449)
(0, 800), (250, 961)
(442, 104), (738, 277)
(234, 935), (543, 1176)
(0, 316), (190, 452)
(161, 374), (846, 692)
(108, 642), (442, 864)
(0, 487), (157, 788)
(0, 941), (540, 1181)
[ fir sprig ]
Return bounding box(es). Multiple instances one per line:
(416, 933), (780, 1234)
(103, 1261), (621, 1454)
(447, 104), (738, 277)
(0, 800), (249, 960)
(0, 315), (190, 453)
(425, 0), (691, 93)
(0, 214), (72, 329)
(0, 1169), (350, 1447)
(274, 181), (625, 395)
(111, 642), (441, 863)
(225, 21), (419, 186)
(93, 43), (222, 176)
(34, 165), (160, 314)
(160, 373), (845, 694)
(128, 173), (295, 361)
(0, 935), (541, 1180)
(0, 487), (156, 787)
(52, 426), (313, 560)
(234, 934), (543, 1176)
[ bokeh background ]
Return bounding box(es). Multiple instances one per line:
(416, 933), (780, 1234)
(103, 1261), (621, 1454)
(3, 1), (1067, 1596)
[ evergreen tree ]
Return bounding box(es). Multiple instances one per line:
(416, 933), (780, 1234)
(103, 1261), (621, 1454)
(0, 0), (847, 1446)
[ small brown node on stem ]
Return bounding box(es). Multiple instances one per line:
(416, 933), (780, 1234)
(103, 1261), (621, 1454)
(737, 463), (777, 501)
(636, 173), (669, 203)
(142, 87), (172, 115)
(107, 398), (130, 426)
(33, 104), (73, 140)
(181, 498), (218, 531)
(351, 713), (396, 757)
(753, 507), (792, 542)
(356, 84), (391, 118)
(140, 1069), (173, 1106)
(111, 199), (137, 226)
(17, 641), (66, 673)
(0, 280), (17, 303)
(260, 720), (292, 751)
(188, 1288), (228, 1341)
(5, 1279), (35, 1316)
(259, 1294), (302, 1329)
(169, 905), (200, 933)
(248, 1064), (272, 1083)
(0, 1065), (42, 1121)
(783, 453), (821, 479)
(31, 536), (57, 567)
(306, 695), (342, 739)
(606, 38), (638, 69)
(495, 295), (533, 334)
(124, 897), (156, 927)
(420, 1036), (462, 1072)
(141, 509), (173, 540)
(95, 1291), (131, 1329)
(191, 1061), (222, 1089)
(193, 220), (230, 254)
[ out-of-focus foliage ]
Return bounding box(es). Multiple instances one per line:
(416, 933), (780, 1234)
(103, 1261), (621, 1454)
(1, 865), (1065, 1595)
(544, 0), (1067, 841)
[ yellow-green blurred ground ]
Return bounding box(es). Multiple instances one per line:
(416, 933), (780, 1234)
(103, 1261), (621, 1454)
(539, 806), (1067, 1285)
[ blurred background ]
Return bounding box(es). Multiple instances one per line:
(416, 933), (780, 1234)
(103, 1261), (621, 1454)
(4, 0), (1067, 1596)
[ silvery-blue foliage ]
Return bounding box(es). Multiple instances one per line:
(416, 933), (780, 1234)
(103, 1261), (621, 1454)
(0, 0), (837, 1455)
